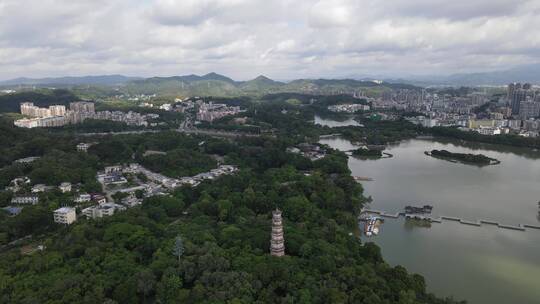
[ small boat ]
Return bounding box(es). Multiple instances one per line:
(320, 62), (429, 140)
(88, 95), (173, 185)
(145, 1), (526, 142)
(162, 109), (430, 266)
(363, 217), (381, 237)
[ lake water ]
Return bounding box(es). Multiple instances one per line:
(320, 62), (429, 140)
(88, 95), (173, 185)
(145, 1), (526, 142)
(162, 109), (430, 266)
(316, 116), (540, 304)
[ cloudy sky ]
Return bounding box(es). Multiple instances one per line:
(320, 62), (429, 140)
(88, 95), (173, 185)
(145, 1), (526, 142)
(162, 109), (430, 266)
(1, 0), (539, 80)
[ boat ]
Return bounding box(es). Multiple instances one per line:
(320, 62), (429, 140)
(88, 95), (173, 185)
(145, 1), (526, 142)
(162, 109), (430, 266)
(363, 216), (382, 237)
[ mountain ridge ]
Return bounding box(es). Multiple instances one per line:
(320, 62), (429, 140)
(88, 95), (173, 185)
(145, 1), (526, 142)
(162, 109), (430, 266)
(0, 75), (141, 86)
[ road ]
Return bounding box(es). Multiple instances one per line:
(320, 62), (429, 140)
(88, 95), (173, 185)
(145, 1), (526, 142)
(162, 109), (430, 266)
(76, 127), (265, 138)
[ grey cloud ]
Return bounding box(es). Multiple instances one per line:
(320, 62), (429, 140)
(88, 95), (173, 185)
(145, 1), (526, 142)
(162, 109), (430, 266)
(0, 0), (539, 80)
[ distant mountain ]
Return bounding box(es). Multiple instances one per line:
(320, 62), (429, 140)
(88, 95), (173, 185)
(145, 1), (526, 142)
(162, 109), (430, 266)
(0, 75), (141, 86)
(124, 73), (420, 97)
(397, 64), (540, 86)
(239, 75), (284, 92)
(0, 72), (422, 98)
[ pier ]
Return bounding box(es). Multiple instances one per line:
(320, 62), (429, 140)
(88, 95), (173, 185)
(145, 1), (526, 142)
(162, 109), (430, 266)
(319, 133), (342, 138)
(359, 209), (539, 232)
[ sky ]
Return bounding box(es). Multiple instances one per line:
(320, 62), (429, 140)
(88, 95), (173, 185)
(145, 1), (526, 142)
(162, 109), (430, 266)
(0, 0), (539, 81)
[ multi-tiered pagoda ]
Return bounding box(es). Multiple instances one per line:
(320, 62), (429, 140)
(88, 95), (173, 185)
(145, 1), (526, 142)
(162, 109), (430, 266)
(270, 209), (285, 256)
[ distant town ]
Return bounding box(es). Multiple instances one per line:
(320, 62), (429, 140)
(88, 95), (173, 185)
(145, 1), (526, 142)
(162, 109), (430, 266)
(14, 101), (158, 128)
(359, 83), (540, 137)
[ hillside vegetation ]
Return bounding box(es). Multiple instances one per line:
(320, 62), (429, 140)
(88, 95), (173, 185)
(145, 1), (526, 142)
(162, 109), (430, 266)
(123, 73), (421, 97)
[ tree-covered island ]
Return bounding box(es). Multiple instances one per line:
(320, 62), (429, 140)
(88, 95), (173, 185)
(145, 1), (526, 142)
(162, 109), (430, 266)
(352, 148), (383, 158)
(425, 149), (500, 166)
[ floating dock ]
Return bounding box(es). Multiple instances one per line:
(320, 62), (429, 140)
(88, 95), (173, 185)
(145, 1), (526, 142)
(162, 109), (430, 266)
(360, 208), (537, 232)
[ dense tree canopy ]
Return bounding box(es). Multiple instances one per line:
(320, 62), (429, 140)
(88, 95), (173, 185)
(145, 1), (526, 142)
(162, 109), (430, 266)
(0, 96), (466, 303)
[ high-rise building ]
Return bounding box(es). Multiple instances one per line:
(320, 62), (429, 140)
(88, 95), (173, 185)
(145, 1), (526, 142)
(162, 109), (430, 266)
(270, 209), (285, 257)
(20, 102), (37, 116)
(70, 101), (95, 113)
(20, 102), (51, 117)
(519, 100), (540, 119)
(49, 105), (66, 116)
(507, 83), (521, 101)
(511, 89), (529, 115)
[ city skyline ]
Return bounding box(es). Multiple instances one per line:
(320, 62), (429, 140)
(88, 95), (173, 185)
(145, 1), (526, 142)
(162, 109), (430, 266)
(1, 0), (540, 81)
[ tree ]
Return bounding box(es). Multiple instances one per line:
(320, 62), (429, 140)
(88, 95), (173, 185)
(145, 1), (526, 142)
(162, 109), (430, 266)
(157, 270), (186, 304)
(136, 270), (156, 302)
(172, 235), (184, 266)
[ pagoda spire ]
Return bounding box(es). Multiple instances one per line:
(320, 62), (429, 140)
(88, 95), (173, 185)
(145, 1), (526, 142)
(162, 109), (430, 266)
(270, 209), (285, 257)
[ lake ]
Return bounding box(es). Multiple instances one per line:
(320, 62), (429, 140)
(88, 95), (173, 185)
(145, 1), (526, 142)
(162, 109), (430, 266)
(316, 116), (540, 304)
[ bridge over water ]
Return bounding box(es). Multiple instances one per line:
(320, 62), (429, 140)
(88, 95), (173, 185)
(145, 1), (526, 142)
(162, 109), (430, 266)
(360, 209), (540, 232)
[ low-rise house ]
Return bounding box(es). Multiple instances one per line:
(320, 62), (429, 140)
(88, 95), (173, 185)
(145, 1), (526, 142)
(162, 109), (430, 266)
(31, 184), (47, 193)
(14, 156), (40, 164)
(120, 194), (143, 207)
(82, 202), (126, 219)
(53, 207), (77, 225)
(59, 182), (72, 193)
(179, 177), (200, 187)
(77, 143), (90, 152)
(103, 174), (128, 185)
(11, 195), (39, 205)
(91, 194), (107, 204)
(97, 172), (128, 185)
(122, 163), (141, 174)
(5, 177), (31, 192)
(3, 206), (23, 216)
(74, 193), (92, 203)
(104, 165), (123, 174)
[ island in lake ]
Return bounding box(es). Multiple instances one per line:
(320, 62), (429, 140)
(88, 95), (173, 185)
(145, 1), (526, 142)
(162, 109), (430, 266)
(352, 148), (382, 158)
(425, 149), (500, 166)
(352, 147), (393, 159)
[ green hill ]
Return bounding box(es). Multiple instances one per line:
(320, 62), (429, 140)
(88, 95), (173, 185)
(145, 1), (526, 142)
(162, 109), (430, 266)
(124, 73), (421, 97)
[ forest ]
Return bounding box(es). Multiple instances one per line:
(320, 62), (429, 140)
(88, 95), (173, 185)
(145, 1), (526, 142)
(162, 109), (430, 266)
(0, 117), (465, 304)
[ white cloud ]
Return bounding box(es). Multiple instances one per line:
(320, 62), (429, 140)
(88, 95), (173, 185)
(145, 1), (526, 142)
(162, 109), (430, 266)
(0, 0), (539, 80)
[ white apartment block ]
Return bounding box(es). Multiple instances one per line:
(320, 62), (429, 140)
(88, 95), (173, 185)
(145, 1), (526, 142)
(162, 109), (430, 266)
(77, 143), (90, 152)
(82, 203), (125, 219)
(74, 193), (92, 203)
(59, 182), (72, 193)
(11, 195), (39, 205)
(53, 207), (77, 225)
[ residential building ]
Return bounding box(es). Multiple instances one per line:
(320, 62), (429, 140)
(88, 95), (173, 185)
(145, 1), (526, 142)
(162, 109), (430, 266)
(510, 86), (531, 115)
(468, 119), (495, 129)
(519, 101), (540, 120)
(3, 206), (23, 216)
(77, 143), (90, 152)
(14, 156), (40, 164)
(105, 166), (123, 174)
(49, 105), (66, 116)
(31, 184), (47, 193)
(91, 194), (107, 204)
(82, 203), (126, 219)
(59, 182), (72, 193)
(70, 101), (95, 114)
(74, 193), (92, 203)
(53, 207), (77, 225)
(11, 195), (39, 205)
(476, 127), (502, 136)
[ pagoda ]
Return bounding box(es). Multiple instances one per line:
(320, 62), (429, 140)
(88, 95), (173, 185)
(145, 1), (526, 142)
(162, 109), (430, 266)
(270, 209), (285, 256)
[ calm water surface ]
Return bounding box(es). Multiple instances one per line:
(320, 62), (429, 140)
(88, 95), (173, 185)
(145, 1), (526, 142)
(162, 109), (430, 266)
(317, 116), (540, 304)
